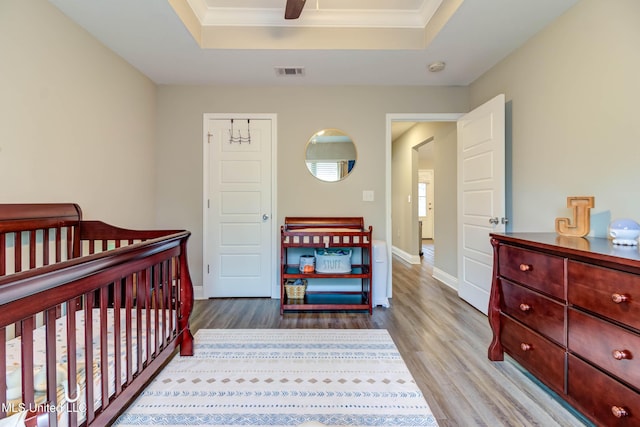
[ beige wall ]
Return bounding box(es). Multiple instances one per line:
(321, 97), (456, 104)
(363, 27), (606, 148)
(470, 0), (640, 233)
(431, 123), (457, 276)
(156, 86), (468, 287)
(418, 147), (435, 170)
(391, 133), (409, 254)
(0, 0), (157, 227)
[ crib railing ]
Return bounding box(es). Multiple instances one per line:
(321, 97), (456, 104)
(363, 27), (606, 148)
(0, 205), (194, 426)
(0, 231), (193, 426)
(0, 204), (82, 277)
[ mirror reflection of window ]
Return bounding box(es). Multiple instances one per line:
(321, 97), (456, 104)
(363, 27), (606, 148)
(305, 129), (356, 182)
(308, 161), (338, 181)
(307, 160), (354, 181)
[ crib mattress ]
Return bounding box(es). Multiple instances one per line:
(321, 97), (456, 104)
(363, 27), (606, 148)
(4, 308), (169, 420)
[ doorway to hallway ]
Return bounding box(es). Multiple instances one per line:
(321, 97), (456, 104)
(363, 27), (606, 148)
(388, 115), (459, 292)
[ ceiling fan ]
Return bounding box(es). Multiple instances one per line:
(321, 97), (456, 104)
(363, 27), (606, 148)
(285, 0), (307, 19)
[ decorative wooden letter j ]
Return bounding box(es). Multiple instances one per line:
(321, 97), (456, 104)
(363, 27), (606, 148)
(555, 196), (595, 237)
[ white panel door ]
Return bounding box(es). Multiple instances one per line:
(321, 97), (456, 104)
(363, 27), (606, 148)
(418, 169), (434, 239)
(205, 118), (272, 297)
(457, 94), (505, 314)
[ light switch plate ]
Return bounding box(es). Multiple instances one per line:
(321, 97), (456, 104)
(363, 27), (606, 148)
(362, 190), (374, 202)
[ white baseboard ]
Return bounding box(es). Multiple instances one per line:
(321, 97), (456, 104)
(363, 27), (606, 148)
(433, 267), (458, 291)
(195, 268), (455, 300)
(391, 246), (421, 264)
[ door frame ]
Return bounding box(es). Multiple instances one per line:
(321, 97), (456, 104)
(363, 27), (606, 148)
(202, 113), (279, 298)
(386, 113), (463, 297)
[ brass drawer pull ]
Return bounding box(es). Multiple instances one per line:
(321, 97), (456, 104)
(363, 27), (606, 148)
(611, 406), (629, 418)
(519, 263), (532, 272)
(519, 303), (531, 312)
(612, 349), (631, 360)
(611, 293), (629, 304)
(520, 343), (532, 352)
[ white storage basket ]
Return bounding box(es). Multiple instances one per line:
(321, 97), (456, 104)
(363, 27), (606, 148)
(314, 248), (352, 273)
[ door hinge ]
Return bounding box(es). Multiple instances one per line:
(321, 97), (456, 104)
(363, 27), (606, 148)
(207, 264), (210, 274)
(208, 199), (210, 209)
(207, 132), (212, 143)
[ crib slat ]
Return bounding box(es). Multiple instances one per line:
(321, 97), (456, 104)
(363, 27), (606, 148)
(66, 227), (73, 259)
(43, 229), (50, 267)
(153, 265), (160, 354)
(0, 233), (5, 276)
(113, 280), (122, 395)
(29, 230), (36, 270)
(161, 263), (166, 346)
(55, 227), (62, 263)
(125, 275), (134, 384)
(167, 260), (173, 342)
(66, 301), (78, 426)
(21, 316), (35, 407)
(168, 259), (175, 338)
(45, 309), (58, 427)
(135, 272), (143, 375)
(99, 288), (109, 410)
(84, 292), (95, 425)
(15, 232), (22, 274)
(144, 267), (152, 361)
(0, 327), (6, 418)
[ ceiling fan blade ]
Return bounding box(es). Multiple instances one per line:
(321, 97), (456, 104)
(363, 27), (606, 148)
(285, 0), (306, 19)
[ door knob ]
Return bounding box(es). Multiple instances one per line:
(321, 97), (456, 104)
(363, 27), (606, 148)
(262, 214), (270, 221)
(489, 217), (499, 225)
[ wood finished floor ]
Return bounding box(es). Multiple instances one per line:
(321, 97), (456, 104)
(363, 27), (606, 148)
(190, 241), (588, 427)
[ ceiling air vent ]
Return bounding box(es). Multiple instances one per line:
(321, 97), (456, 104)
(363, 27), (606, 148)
(275, 67), (305, 77)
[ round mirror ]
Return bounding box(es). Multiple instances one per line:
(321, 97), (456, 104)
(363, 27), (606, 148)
(305, 129), (357, 182)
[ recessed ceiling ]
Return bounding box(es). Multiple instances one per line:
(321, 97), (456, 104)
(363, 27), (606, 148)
(48, 0), (578, 86)
(194, 0), (439, 28)
(171, 0), (446, 50)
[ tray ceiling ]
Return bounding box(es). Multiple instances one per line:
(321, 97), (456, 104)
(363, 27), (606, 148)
(48, 0), (579, 85)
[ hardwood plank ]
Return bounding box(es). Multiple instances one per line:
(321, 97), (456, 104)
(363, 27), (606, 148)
(190, 243), (588, 426)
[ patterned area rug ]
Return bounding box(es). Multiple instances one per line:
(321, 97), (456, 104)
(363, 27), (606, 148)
(115, 329), (438, 426)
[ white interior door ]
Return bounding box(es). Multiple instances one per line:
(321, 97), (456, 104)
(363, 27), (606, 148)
(418, 169), (434, 239)
(457, 94), (505, 314)
(204, 117), (273, 297)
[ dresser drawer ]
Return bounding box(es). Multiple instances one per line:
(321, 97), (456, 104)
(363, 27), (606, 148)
(500, 314), (565, 394)
(568, 308), (640, 390)
(501, 280), (565, 345)
(568, 354), (640, 427)
(498, 244), (565, 300)
(568, 261), (640, 331)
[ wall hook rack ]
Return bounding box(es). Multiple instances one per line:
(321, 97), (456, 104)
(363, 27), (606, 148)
(229, 119), (251, 144)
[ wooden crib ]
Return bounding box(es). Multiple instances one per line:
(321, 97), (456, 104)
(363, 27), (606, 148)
(0, 203), (194, 426)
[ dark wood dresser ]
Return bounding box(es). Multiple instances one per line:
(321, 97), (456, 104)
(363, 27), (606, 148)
(488, 233), (640, 427)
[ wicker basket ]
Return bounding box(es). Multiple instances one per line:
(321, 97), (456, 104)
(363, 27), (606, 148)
(285, 279), (307, 299)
